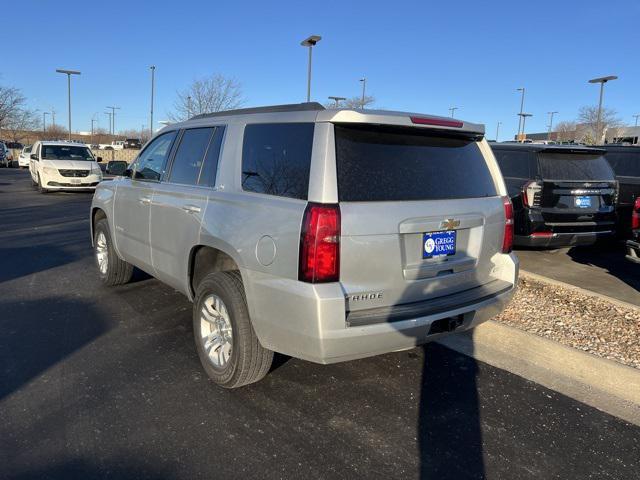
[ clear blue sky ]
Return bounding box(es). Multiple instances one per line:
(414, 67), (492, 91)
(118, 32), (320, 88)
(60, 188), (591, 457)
(1, 0), (638, 139)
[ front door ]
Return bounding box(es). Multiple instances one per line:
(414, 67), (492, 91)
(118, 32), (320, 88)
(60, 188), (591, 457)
(112, 130), (177, 272)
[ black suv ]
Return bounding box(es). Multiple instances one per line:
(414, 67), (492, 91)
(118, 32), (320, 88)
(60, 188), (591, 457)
(123, 138), (142, 149)
(601, 145), (640, 237)
(491, 143), (617, 247)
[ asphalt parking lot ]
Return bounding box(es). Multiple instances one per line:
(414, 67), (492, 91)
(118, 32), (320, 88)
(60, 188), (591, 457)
(1, 168), (639, 480)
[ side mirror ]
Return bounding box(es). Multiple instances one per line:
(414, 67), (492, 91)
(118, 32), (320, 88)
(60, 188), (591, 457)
(30, 153), (38, 160)
(105, 160), (128, 176)
(97, 156), (103, 163)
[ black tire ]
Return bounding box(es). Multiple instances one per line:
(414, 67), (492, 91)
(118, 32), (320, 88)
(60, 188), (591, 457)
(94, 218), (134, 286)
(193, 271), (273, 388)
(31, 174), (37, 186)
(37, 173), (49, 194)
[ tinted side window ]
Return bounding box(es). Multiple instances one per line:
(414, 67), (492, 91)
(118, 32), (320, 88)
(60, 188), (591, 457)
(241, 123), (314, 200)
(168, 128), (214, 185)
(198, 126), (225, 187)
(606, 152), (640, 177)
(134, 131), (177, 181)
(335, 124), (497, 202)
(493, 149), (532, 178)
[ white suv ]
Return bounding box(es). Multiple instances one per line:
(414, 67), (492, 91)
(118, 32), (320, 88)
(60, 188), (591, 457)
(29, 141), (103, 193)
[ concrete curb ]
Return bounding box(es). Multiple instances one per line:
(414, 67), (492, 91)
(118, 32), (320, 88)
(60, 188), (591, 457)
(519, 269), (640, 311)
(437, 320), (640, 426)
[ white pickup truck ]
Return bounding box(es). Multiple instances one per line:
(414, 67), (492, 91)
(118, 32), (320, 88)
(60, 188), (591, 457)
(99, 141), (125, 151)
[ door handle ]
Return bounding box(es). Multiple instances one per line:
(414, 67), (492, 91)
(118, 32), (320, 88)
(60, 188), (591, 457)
(139, 196), (152, 205)
(181, 204), (201, 214)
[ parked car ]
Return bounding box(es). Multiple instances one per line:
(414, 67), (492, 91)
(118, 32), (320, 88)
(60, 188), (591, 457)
(626, 197), (640, 263)
(99, 141), (125, 150)
(0, 142), (9, 168)
(123, 138), (142, 149)
(491, 143), (617, 247)
(601, 145), (640, 238)
(90, 102), (518, 388)
(18, 145), (32, 168)
(29, 141), (103, 193)
(5, 141), (24, 150)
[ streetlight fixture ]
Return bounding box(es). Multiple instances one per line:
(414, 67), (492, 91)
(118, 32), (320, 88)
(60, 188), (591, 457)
(150, 65), (156, 138)
(55, 68), (81, 141)
(328, 96), (346, 107)
(106, 106), (121, 138)
(516, 87), (526, 140)
(359, 77), (367, 109)
(588, 75), (618, 144)
(519, 113), (533, 142)
(496, 121), (502, 142)
(42, 111), (50, 136)
(449, 106), (458, 118)
(547, 111), (558, 140)
(300, 35), (321, 102)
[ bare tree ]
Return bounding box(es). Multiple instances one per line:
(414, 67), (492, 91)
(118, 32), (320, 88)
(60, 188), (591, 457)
(45, 124), (68, 141)
(169, 74), (244, 122)
(554, 121), (577, 142)
(4, 108), (39, 143)
(324, 95), (376, 110)
(577, 105), (622, 144)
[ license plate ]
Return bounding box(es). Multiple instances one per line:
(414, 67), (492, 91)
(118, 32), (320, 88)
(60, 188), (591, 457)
(423, 231), (456, 259)
(70, 178), (81, 184)
(575, 196), (591, 208)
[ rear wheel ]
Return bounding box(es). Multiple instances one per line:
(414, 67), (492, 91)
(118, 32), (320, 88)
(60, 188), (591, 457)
(193, 271), (273, 388)
(94, 218), (134, 286)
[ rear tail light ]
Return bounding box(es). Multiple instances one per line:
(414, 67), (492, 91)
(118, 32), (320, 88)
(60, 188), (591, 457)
(299, 203), (340, 283)
(632, 197), (640, 230)
(502, 196), (514, 254)
(521, 180), (542, 208)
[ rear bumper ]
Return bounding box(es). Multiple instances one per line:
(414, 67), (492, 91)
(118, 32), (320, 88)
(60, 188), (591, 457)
(244, 254), (518, 364)
(515, 230), (614, 248)
(626, 240), (640, 264)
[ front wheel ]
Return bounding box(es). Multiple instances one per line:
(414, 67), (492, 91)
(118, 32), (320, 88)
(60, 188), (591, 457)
(193, 271), (273, 388)
(94, 218), (134, 286)
(37, 174), (48, 193)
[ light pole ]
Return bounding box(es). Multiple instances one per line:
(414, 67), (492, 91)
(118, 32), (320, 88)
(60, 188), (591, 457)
(300, 35), (321, 102)
(633, 114), (639, 127)
(51, 109), (56, 128)
(187, 96), (192, 118)
(519, 113), (533, 141)
(106, 106), (121, 138)
(56, 69), (81, 141)
(516, 87), (525, 140)
(547, 111), (558, 140)
(449, 106), (458, 117)
(588, 75), (617, 144)
(328, 96), (346, 107)
(150, 65), (156, 138)
(91, 117), (97, 145)
(104, 112), (112, 136)
(496, 121), (502, 142)
(42, 111), (49, 136)
(359, 77), (367, 109)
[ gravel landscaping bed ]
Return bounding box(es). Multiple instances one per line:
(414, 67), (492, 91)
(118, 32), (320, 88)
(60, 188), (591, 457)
(494, 277), (640, 370)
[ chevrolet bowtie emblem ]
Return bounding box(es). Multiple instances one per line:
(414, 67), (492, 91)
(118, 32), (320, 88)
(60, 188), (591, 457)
(441, 218), (460, 230)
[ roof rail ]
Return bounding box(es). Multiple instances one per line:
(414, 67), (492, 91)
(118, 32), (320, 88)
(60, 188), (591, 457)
(189, 102), (325, 120)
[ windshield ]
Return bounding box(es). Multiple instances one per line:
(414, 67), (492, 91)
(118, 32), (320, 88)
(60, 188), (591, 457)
(538, 153), (614, 181)
(334, 124), (496, 202)
(41, 145), (94, 161)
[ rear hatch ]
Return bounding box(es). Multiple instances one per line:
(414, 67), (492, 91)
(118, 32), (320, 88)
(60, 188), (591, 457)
(536, 151), (617, 233)
(333, 123), (507, 317)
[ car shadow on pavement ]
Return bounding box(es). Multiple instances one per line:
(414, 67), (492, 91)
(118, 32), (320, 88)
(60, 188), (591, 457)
(0, 297), (112, 402)
(567, 244), (640, 292)
(10, 458), (174, 480)
(0, 244), (84, 284)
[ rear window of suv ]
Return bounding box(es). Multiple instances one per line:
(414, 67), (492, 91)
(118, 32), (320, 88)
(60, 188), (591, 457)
(538, 153), (615, 181)
(334, 124), (497, 202)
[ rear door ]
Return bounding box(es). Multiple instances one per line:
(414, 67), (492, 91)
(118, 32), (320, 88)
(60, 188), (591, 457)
(333, 124), (506, 313)
(150, 126), (225, 292)
(536, 151), (617, 229)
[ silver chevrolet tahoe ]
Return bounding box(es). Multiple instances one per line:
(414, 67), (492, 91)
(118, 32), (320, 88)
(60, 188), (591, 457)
(90, 102), (518, 388)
